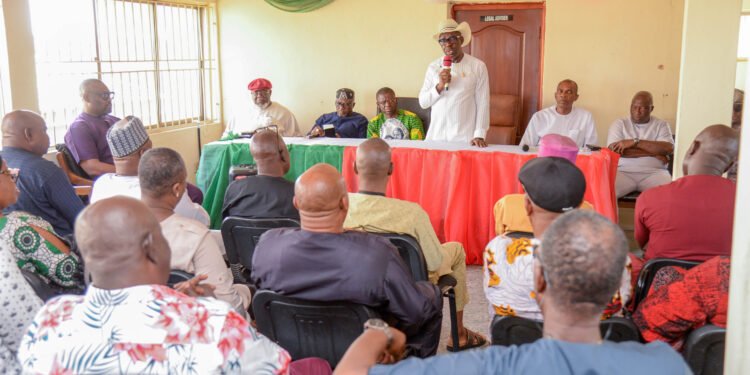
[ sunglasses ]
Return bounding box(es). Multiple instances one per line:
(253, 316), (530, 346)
(0, 168), (19, 183)
(438, 35), (460, 45)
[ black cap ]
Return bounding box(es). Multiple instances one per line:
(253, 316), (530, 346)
(518, 157), (586, 213)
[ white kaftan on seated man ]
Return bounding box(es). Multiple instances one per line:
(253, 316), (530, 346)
(18, 284), (291, 374)
(418, 54), (490, 143)
(225, 101), (301, 137)
(520, 106), (598, 148)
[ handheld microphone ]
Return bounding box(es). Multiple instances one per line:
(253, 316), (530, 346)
(442, 55), (453, 91)
(522, 144), (529, 152)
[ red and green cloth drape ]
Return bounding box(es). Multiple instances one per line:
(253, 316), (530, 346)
(197, 142), (619, 265)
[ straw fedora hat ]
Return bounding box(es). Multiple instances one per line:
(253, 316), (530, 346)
(433, 19), (472, 47)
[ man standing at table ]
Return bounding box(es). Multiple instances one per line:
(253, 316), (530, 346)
(519, 79), (597, 148)
(419, 19), (489, 147)
(224, 78), (301, 137)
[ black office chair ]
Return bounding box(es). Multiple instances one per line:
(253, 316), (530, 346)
(220, 217), (300, 283)
(633, 258), (701, 309)
(167, 270), (194, 288)
(396, 97), (431, 134)
(490, 315), (641, 346)
(21, 268), (58, 301)
(252, 289), (379, 369)
(373, 233), (460, 352)
(683, 324), (726, 375)
(504, 231), (533, 240)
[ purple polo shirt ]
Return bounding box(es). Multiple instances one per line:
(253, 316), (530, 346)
(64, 112), (121, 164)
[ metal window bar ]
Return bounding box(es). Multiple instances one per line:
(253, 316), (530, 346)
(30, 0), (217, 144)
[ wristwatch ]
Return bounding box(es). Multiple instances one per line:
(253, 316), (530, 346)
(633, 138), (640, 146)
(364, 318), (393, 350)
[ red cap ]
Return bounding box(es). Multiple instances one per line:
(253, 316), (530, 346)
(247, 78), (272, 91)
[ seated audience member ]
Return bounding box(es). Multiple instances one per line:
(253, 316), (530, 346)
(0, 241), (43, 374)
(224, 78), (302, 137)
(484, 157), (631, 320)
(64, 78), (119, 177)
(18, 197), (293, 374)
(367, 87), (425, 140)
(0, 155), (83, 291)
(140, 148), (251, 317)
(90, 116), (210, 226)
(728, 88), (743, 181)
(336, 211), (689, 374)
(221, 130), (299, 220)
(309, 89), (368, 138)
(519, 79), (597, 148)
(252, 164), (443, 357)
(607, 91), (674, 198)
(632, 124), (739, 280)
(344, 138), (483, 351)
(494, 134), (593, 235)
(1, 110), (84, 237)
(634, 256), (729, 350)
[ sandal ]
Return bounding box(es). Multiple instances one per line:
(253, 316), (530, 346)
(446, 329), (487, 352)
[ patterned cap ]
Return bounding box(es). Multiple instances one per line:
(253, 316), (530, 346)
(107, 116), (149, 158)
(336, 88), (354, 100)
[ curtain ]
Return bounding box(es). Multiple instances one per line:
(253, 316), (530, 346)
(264, 0), (334, 13)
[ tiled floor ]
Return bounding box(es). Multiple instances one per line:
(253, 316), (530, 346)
(438, 265), (490, 353)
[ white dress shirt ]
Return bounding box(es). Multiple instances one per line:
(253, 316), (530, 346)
(419, 54), (490, 142)
(607, 116), (674, 172)
(225, 101), (301, 137)
(520, 106), (598, 147)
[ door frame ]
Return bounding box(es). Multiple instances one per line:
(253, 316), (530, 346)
(449, 2), (546, 115)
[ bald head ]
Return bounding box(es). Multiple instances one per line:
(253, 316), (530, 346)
(75, 196), (171, 288)
(684, 124), (739, 176)
(1, 110), (50, 155)
(539, 210), (628, 317)
(356, 138), (392, 179)
(630, 91), (654, 124)
(249, 130), (290, 176)
(294, 164), (348, 231)
(80, 79), (113, 116)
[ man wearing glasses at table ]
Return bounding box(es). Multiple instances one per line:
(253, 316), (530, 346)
(419, 19), (490, 147)
(224, 78), (302, 138)
(309, 88), (369, 138)
(64, 79), (120, 178)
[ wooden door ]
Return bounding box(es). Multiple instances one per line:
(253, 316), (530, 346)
(453, 3), (544, 144)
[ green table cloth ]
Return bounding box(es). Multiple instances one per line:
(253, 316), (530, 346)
(197, 142), (344, 228)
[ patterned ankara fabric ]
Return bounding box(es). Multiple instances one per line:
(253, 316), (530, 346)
(0, 241), (43, 374)
(367, 110), (425, 140)
(483, 236), (632, 320)
(18, 284), (291, 374)
(633, 256), (729, 350)
(0, 211), (83, 290)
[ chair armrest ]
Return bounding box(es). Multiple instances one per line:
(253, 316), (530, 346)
(74, 185), (92, 196)
(437, 274), (457, 294)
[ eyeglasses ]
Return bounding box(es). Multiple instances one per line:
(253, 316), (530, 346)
(0, 168), (19, 183)
(252, 89), (271, 97)
(96, 91), (115, 100)
(335, 101), (354, 108)
(438, 36), (460, 45)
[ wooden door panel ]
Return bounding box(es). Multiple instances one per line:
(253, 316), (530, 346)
(471, 26), (525, 97)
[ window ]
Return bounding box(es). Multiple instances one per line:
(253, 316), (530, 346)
(30, 0), (219, 145)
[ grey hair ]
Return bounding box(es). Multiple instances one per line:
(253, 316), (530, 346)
(138, 148), (186, 196)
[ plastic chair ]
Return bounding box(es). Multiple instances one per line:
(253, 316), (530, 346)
(167, 270), (194, 288)
(683, 324), (726, 375)
(633, 258), (701, 309)
(252, 289), (379, 369)
(373, 233), (460, 352)
(490, 315), (641, 346)
(220, 217), (300, 283)
(20, 268), (57, 301)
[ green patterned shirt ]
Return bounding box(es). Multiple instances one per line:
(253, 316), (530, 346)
(368, 109), (425, 140)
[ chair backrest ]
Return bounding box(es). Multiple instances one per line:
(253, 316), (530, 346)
(633, 258), (701, 309)
(54, 143), (93, 184)
(396, 97), (431, 134)
(20, 268), (57, 301)
(486, 94), (520, 145)
(220, 217), (300, 276)
(504, 231), (534, 240)
(252, 289), (379, 369)
(683, 324), (726, 375)
(167, 270), (194, 288)
(373, 233), (429, 282)
(491, 315), (641, 346)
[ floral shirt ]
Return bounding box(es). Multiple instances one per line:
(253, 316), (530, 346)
(483, 236), (632, 320)
(0, 211), (83, 290)
(18, 284), (291, 374)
